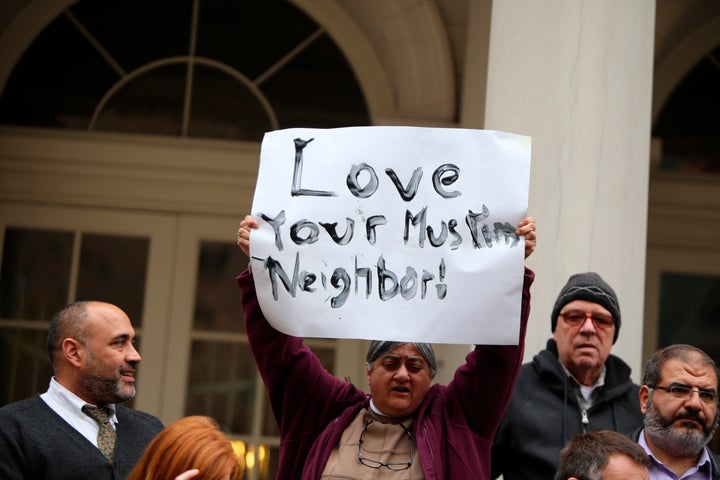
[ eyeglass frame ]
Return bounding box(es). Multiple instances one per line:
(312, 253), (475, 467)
(558, 310), (615, 330)
(648, 384), (718, 404)
(357, 418), (413, 470)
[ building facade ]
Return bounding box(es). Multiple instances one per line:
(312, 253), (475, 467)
(0, 1), (718, 477)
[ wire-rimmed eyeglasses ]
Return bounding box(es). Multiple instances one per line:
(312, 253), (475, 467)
(357, 418), (413, 470)
(649, 384), (718, 404)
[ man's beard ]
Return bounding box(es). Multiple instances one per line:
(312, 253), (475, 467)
(80, 372), (136, 405)
(80, 351), (136, 405)
(644, 397), (719, 458)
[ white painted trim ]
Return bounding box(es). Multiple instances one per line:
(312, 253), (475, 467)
(0, 127), (260, 215)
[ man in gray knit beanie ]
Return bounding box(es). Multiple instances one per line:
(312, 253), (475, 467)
(550, 272), (622, 344)
(492, 272), (643, 480)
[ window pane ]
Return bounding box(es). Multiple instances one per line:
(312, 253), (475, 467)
(658, 272), (720, 352)
(0, 227), (73, 320)
(312, 346), (336, 373)
(0, 327), (53, 405)
(71, 0), (193, 71)
(263, 34), (369, 129)
(653, 45), (720, 174)
(196, 0), (316, 79)
(258, 445), (279, 480)
(186, 340), (256, 434)
(93, 64), (187, 136)
(189, 65), (273, 141)
(194, 241), (248, 332)
(0, 13), (116, 129)
(231, 442), (279, 480)
(77, 233), (148, 325)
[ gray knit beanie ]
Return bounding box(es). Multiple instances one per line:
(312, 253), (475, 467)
(550, 272), (621, 343)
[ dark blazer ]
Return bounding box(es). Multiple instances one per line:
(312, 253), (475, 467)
(0, 395), (164, 479)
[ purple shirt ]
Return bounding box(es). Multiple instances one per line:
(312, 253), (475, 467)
(638, 428), (712, 480)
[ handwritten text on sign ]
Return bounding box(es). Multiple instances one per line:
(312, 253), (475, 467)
(249, 127), (531, 344)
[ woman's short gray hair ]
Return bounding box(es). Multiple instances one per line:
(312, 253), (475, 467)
(366, 341), (437, 379)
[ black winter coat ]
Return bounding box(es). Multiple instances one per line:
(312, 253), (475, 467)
(491, 339), (644, 480)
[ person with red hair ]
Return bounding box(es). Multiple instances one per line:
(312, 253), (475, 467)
(127, 415), (242, 480)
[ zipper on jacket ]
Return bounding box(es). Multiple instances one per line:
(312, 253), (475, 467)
(581, 409), (589, 432)
(420, 424), (438, 479)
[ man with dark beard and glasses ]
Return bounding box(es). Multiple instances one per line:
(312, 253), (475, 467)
(0, 301), (164, 480)
(633, 344), (720, 479)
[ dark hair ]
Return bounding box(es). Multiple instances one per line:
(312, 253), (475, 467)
(366, 341), (437, 379)
(642, 344), (720, 387)
(47, 301), (91, 368)
(556, 430), (650, 480)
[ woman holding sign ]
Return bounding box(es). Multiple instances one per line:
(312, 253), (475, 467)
(236, 214), (536, 479)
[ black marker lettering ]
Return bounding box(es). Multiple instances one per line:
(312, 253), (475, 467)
(346, 163), (379, 198)
(436, 259), (447, 299)
(330, 268), (351, 307)
(377, 256), (399, 300)
(259, 211), (286, 251)
(494, 222), (520, 247)
(404, 207), (428, 247)
(366, 215), (387, 245)
(426, 221), (448, 247)
(432, 164), (461, 198)
(448, 219), (462, 249)
(291, 138), (335, 197)
(465, 205), (491, 248)
(355, 257), (372, 297)
(290, 219), (320, 245)
(400, 267), (418, 299)
(385, 167), (423, 202)
(319, 218), (355, 245)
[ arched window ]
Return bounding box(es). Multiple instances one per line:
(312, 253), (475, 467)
(0, 0), (369, 141)
(652, 44), (720, 173)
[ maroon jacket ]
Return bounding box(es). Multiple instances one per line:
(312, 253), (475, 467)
(237, 267), (534, 480)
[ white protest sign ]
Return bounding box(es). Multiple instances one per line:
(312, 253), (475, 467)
(248, 126), (531, 345)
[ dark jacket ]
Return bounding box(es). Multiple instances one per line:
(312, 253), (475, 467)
(631, 427), (720, 480)
(491, 339), (644, 480)
(0, 395), (164, 479)
(238, 267), (534, 480)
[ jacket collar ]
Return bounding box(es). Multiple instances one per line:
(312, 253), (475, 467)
(533, 339), (635, 398)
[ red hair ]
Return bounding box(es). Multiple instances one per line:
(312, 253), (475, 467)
(127, 415), (241, 480)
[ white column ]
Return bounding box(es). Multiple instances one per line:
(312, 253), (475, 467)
(461, 0), (656, 379)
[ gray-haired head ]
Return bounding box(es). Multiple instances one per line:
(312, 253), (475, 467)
(366, 341), (437, 379)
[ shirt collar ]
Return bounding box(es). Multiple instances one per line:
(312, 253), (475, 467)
(561, 363), (607, 388)
(638, 428), (713, 480)
(47, 377), (118, 425)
